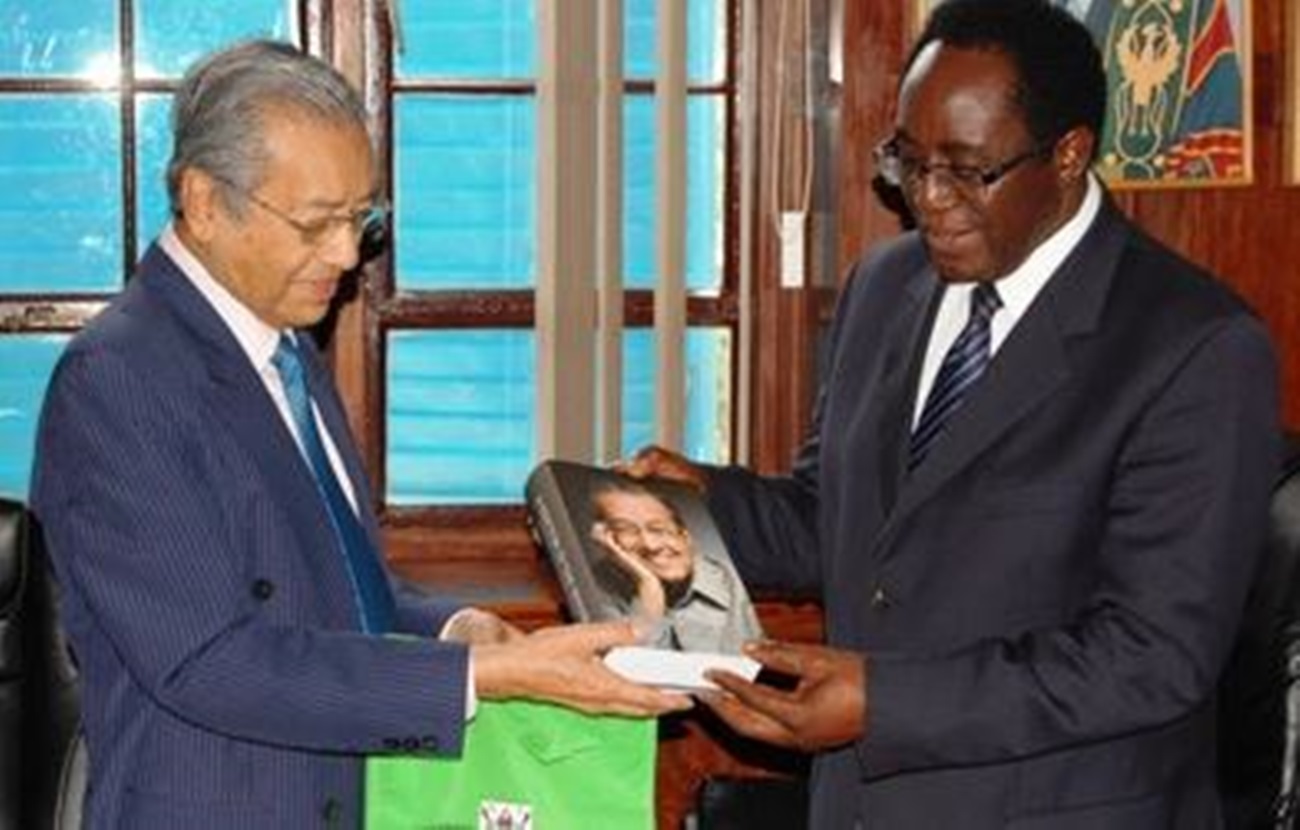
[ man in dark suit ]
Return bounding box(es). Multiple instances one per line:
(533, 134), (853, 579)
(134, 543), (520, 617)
(30, 40), (687, 829)
(626, 1), (1279, 827)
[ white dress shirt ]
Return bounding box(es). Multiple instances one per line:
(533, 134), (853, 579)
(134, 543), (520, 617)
(912, 175), (1102, 427)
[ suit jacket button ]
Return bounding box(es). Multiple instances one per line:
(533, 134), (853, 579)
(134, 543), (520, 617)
(251, 579), (275, 600)
(321, 798), (342, 822)
(870, 586), (891, 608)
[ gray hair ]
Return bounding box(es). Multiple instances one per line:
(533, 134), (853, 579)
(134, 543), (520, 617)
(166, 40), (369, 217)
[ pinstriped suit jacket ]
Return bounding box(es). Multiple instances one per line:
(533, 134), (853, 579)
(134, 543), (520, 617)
(32, 244), (470, 829)
(706, 200), (1280, 829)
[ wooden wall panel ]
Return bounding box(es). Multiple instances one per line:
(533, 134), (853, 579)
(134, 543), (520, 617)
(837, 1), (911, 274)
(836, 0), (1300, 428)
(746, 0), (828, 474)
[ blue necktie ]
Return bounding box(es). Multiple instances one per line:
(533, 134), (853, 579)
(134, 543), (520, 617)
(272, 334), (396, 634)
(909, 282), (1002, 470)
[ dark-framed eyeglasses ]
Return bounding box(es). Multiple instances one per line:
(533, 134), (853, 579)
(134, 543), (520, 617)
(873, 136), (1053, 201)
(213, 174), (389, 249)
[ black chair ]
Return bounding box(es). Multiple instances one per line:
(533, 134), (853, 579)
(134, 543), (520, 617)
(1219, 433), (1300, 830)
(0, 498), (83, 830)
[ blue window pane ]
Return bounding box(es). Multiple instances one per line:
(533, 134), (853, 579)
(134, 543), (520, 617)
(0, 95), (122, 293)
(137, 93), (173, 251)
(135, 2), (295, 79)
(622, 328), (731, 464)
(624, 95), (724, 292)
(625, 0), (725, 83)
(395, 96), (536, 290)
(0, 335), (68, 499)
(387, 330), (535, 504)
(0, 0), (117, 78)
(395, 1), (535, 79)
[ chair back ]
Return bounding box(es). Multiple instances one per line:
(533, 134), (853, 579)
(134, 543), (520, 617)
(0, 499), (81, 830)
(1219, 434), (1300, 829)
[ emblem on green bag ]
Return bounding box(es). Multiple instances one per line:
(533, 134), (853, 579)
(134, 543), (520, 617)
(479, 800), (533, 829)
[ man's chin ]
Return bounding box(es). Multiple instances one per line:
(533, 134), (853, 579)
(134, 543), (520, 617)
(931, 256), (996, 284)
(283, 298), (336, 328)
(924, 237), (994, 282)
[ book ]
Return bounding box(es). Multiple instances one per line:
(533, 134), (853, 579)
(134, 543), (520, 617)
(602, 645), (761, 693)
(525, 460), (765, 687)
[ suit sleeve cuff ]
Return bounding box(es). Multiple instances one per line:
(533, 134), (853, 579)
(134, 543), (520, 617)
(438, 609), (479, 720)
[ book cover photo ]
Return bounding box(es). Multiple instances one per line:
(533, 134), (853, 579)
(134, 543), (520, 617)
(525, 460), (764, 656)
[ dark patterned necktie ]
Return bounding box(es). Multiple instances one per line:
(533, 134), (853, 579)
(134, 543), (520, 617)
(272, 334), (396, 633)
(908, 282), (1002, 470)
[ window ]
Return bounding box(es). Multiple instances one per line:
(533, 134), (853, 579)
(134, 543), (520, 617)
(0, 0), (300, 498)
(0, 1), (747, 567)
(361, 1), (739, 547)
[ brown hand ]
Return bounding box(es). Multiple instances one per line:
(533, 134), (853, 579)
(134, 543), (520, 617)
(614, 444), (709, 493)
(699, 640), (866, 751)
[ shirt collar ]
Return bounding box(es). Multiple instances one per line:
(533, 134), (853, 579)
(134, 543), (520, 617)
(675, 556), (734, 611)
(159, 223), (283, 372)
(990, 174), (1102, 319)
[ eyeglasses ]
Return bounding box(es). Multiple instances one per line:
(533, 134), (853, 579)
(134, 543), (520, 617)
(602, 519), (686, 550)
(213, 174), (389, 248)
(873, 136), (1052, 201)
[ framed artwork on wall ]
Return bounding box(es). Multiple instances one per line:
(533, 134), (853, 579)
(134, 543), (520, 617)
(909, 0), (1253, 189)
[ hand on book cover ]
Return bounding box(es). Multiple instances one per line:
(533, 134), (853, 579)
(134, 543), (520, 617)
(615, 444), (709, 493)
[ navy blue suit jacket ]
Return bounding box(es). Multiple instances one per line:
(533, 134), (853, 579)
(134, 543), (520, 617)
(707, 201), (1280, 829)
(33, 245), (471, 829)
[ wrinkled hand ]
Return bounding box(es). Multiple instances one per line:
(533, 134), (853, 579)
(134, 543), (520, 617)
(472, 620), (694, 717)
(615, 444), (708, 493)
(441, 608), (526, 645)
(591, 521), (667, 618)
(699, 640), (866, 751)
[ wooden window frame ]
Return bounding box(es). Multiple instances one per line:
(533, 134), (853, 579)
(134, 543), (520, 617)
(0, 0), (321, 335)
(329, 0), (745, 565)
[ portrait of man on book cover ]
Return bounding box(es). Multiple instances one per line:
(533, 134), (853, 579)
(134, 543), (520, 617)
(586, 476), (763, 653)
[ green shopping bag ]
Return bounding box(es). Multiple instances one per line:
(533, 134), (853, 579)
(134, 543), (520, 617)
(366, 700), (657, 830)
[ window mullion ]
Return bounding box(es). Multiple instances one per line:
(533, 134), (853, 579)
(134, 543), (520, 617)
(595, 0), (626, 464)
(735, 0), (759, 465)
(536, 0), (599, 462)
(654, 0), (688, 451)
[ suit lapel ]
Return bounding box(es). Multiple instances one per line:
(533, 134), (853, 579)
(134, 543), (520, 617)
(873, 277), (942, 515)
(206, 361), (334, 530)
(139, 246), (353, 556)
(895, 298), (1071, 514)
(883, 198), (1131, 535)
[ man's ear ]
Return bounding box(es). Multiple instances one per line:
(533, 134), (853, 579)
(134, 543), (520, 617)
(1054, 127), (1096, 184)
(176, 167), (224, 243)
